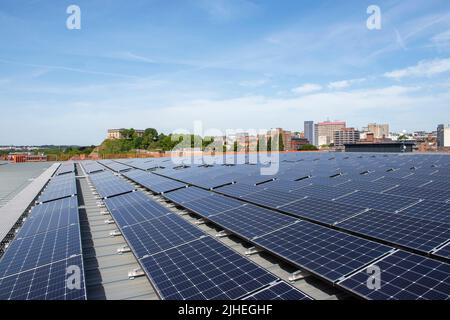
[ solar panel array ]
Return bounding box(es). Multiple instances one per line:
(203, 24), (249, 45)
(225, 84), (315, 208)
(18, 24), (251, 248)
(86, 164), (308, 300)
(121, 152), (450, 300)
(38, 173), (77, 203)
(0, 164), (86, 300)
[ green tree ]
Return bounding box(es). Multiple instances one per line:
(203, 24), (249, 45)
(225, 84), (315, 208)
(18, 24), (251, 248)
(300, 144), (318, 151)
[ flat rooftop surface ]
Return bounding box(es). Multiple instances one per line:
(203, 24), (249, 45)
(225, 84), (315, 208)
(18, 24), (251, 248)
(0, 162), (54, 208)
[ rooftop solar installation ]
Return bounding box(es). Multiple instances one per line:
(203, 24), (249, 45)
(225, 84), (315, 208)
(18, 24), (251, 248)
(0, 224), (82, 279)
(206, 204), (297, 240)
(434, 242), (450, 260)
(337, 180), (398, 193)
(335, 191), (420, 212)
(17, 197), (79, 238)
(292, 184), (357, 201)
(122, 169), (186, 193)
(241, 188), (304, 208)
(214, 183), (262, 197)
(243, 281), (313, 300)
(258, 179), (311, 192)
(162, 187), (214, 204)
(278, 197), (367, 225)
(252, 220), (393, 282)
(140, 236), (278, 300)
(55, 163), (75, 176)
(0, 255), (86, 300)
(80, 161), (105, 174)
(88, 171), (135, 198)
(105, 191), (172, 226)
(180, 194), (245, 218)
(398, 200), (450, 223)
(98, 160), (132, 172)
(338, 250), (450, 300)
(386, 185), (450, 203)
(121, 215), (205, 258)
(336, 210), (450, 254)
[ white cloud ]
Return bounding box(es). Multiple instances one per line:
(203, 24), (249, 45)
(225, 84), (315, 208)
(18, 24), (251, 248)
(385, 58), (450, 79)
(328, 78), (365, 90)
(292, 83), (322, 94)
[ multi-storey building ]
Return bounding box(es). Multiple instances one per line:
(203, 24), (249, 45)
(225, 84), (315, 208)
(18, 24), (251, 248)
(304, 121), (314, 145)
(367, 123), (389, 139)
(107, 129), (145, 140)
(334, 128), (360, 148)
(437, 124), (450, 148)
(314, 121), (346, 146)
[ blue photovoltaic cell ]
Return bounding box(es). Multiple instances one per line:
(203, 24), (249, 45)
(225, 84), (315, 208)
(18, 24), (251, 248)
(243, 282), (313, 300)
(337, 180), (398, 193)
(0, 224), (82, 278)
(55, 163), (75, 176)
(252, 221), (393, 282)
(336, 209), (450, 254)
(386, 186), (450, 202)
(17, 197), (79, 238)
(121, 214), (205, 258)
(335, 191), (419, 212)
(0, 255), (86, 300)
(241, 189), (304, 208)
(141, 237), (278, 300)
(89, 172), (135, 198)
(123, 169), (186, 193)
(261, 179), (311, 192)
(105, 191), (171, 227)
(292, 184), (356, 201)
(398, 200), (450, 223)
(163, 187), (214, 204)
(214, 183), (261, 197)
(207, 204), (297, 240)
(39, 174), (77, 203)
(434, 242), (450, 260)
(339, 250), (450, 300)
(99, 160), (131, 172)
(180, 194), (245, 218)
(278, 197), (367, 225)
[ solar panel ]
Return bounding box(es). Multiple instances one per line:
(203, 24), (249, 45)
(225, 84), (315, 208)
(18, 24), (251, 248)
(55, 163), (75, 176)
(337, 180), (398, 193)
(398, 200), (450, 223)
(278, 197), (367, 225)
(376, 176), (432, 188)
(386, 185), (450, 203)
(338, 250), (450, 300)
(163, 187), (214, 204)
(0, 224), (82, 279)
(252, 220), (393, 282)
(180, 194), (245, 218)
(335, 191), (419, 212)
(89, 172), (135, 198)
(39, 174), (77, 203)
(122, 169), (188, 193)
(207, 204), (297, 240)
(241, 189), (304, 208)
(0, 255), (86, 300)
(105, 191), (172, 227)
(98, 160), (131, 172)
(140, 237), (278, 300)
(292, 184), (356, 201)
(434, 242), (450, 259)
(336, 210), (450, 254)
(243, 281), (313, 300)
(121, 214), (205, 259)
(261, 179), (311, 192)
(17, 197), (79, 238)
(214, 183), (261, 197)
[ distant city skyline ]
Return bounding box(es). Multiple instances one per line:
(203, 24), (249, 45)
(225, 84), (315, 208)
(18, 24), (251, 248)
(1, 0), (450, 145)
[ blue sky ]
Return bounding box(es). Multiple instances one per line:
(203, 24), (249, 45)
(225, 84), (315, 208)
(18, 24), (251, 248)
(1, 0), (450, 145)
